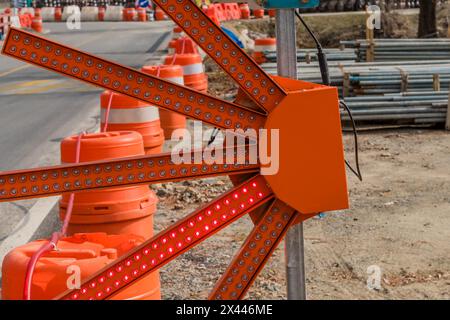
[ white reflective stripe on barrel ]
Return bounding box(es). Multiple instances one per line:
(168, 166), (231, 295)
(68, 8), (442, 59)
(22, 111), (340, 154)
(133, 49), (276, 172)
(101, 106), (160, 124)
(255, 45), (277, 52)
(182, 63), (204, 76)
(164, 76), (184, 85)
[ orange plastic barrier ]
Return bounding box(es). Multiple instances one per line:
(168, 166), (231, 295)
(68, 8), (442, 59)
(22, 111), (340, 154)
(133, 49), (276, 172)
(204, 6), (220, 25)
(98, 7), (105, 21)
(231, 3), (241, 20)
(253, 38), (277, 64)
(137, 8), (146, 22)
(253, 9), (265, 19)
(141, 65), (186, 140)
(19, 13), (32, 29)
(100, 92), (165, 154)
(1, 233), (160, 300)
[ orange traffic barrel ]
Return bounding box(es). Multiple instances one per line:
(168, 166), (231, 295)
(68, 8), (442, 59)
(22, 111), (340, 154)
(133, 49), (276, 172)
(123, 8), (136, 21)
(168, 40), (177, 55)
(55, 7), (62, 22)
(253, 9), (265, 19)
(175, 37), (199, 55)
(164, 53), (208, 93)
(31, 11), (43, 33)
(253, 38), (277, 64)
(1, 233), (160, 300)
(154, 6), (167, 20)
(239, 3), (250, 19)
(59, 131), (158, 238)
(268, 9), (276, 18)
(141, 65), (186, 140)
(98, 7), (105, 21)
(100, 92), (165, 155)
(137, 7), (146, 21)
(172, 26), (184, 40)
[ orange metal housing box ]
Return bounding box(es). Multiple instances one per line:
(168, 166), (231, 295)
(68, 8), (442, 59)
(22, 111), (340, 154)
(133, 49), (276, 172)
(263, 76), (349, 214)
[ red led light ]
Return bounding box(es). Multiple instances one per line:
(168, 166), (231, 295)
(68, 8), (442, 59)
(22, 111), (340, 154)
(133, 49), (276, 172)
(231, 209), (237, 215)
(151, 258), (157, 265)
(72, 293), (79, 299)
(168, 247), (174, 253)
(252, 182), (257, 188)
(206, 209), (212, 215)
(170, 232), (176, 238)
(195, 231), (201, 237)
(243, 188), (248, 193)
(179, 226), (186, 233)
(212, 219), (218, 225)
(134, 254), (141, 261)
(186, 236), (192, 242)
(89, 282), (96, 288)
(233, 193), (239, 199)
(224, 199), (230, 205)
(125, 260), (132, 267)
(249, 197), (254, 204)
(161, 238), (168, 244)
(132, 270), (139, 277)
(143, 248), (150, 255)
(81, 288), (87, 294)
(188, 221), (195, 227)
(159, 253), (165, 259)
(204, 225), (210, 231)
(123, 275), (129, 282)
(99, 276), (106, 283)
(114, 281), (120, 287)
(240, 203), (245, 209)
(215, 204), (221, 210)
(197, 215), (203, 222)
(177, 241), (183, 248)
(96, 292), (103, 298)
(141, 264), (148, 271)
(116, 265), (123, 273)
(107, 271), (114, 277)
(258, 192), (263, 198)
(105, 287), (112, 293)
(221, 214), (227, 220)
(152, 243), (159, 249)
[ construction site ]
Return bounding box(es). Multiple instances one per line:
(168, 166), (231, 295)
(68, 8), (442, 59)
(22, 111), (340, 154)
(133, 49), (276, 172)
(0, 0), (448, 303)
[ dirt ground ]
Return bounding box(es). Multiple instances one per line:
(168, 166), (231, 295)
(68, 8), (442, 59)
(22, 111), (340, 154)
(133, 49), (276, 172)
(154, 128), (449, 300)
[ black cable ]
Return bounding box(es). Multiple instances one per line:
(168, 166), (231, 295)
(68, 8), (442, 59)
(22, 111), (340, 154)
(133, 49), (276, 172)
(295, 10), (362, 181)
(340, 100), (363, 181)
(294, 10), (330, 86)
(207, 127), (219, 146)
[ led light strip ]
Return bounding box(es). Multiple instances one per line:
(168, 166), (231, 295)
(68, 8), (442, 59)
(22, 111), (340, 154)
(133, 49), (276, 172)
(209, 199), (298, 300)
(153, 0), (287, 112)
(0, 148), (259, 202)
(56, 175), (273, 300)
(1, 28), (267, 131)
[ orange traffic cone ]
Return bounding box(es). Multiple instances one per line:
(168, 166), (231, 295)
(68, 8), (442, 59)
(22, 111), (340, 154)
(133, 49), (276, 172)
(253, 9), (265, 19)
(137, 7), (146, 22)
(31, 11), (43, 33)
(164, 53), (208, 93)
(239, 3), (250, 19)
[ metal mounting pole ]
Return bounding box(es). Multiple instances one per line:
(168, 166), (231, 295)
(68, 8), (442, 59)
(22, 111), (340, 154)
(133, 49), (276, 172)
(275, 9), (307, 301)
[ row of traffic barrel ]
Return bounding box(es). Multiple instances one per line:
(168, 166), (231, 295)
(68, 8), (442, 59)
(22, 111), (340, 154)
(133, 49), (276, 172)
(1, 26), (209, 300)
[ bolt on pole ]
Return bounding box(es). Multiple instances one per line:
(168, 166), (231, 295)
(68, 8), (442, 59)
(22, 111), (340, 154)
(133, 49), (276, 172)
(275, 8), (307, 300)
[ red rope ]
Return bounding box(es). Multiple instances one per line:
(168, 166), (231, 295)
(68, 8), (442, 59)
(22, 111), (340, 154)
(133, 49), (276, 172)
(23, 133), (84, 300)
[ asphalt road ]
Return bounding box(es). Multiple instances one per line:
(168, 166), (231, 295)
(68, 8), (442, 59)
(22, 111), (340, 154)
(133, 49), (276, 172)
(0, 21), (172, 257)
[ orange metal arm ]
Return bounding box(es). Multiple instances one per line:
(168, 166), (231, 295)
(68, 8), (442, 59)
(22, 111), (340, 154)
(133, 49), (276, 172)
(153, 0), (287, 113)
(2, 28), (267, 131)
(0, 147), (259, 203)
(56, 175), (273, 300)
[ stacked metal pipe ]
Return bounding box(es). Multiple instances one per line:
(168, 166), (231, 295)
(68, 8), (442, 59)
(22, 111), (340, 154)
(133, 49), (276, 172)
(263, 48), (357, 63)
(341, 91), (449, 124)
(342, 39), (450, 62)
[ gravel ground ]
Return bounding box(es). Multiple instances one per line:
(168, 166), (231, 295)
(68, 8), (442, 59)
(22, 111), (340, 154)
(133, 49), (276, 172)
(154, 129), (450, 300)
